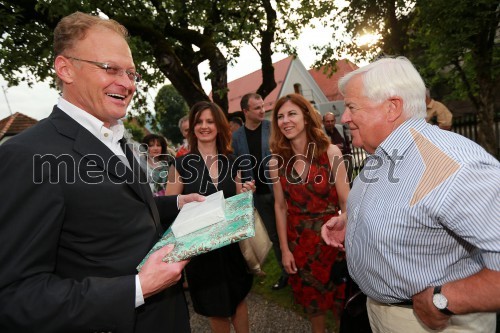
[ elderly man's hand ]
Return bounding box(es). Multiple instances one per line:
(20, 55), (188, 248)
(177, 193), (205, 209)
(321, 213), (347, 250)
(412, 287), (451, 330)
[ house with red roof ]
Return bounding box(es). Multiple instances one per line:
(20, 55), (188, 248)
(0, 112), (38, 144)
(309, 59), (358, 102)
(308, 59), (359, 119)
(219, 56), (327, 118)
(217, 56), (357, 121)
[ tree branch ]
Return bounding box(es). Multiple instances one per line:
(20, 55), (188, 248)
(452, 59), (480, 110)
(255, 0), (277, 99)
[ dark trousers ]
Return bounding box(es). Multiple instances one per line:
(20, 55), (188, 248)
(253, 193), (287, 277)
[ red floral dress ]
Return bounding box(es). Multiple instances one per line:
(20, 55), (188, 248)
(279, 152), (341, 315)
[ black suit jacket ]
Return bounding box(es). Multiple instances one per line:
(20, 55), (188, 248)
(0, 107), (189, 333)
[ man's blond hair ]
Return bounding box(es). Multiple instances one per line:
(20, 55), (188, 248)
(53, 12), (129, 89)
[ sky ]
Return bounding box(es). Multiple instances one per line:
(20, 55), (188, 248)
(0, 19), (358, 121)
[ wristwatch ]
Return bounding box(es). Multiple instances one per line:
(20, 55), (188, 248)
(432, 285), (455, 316)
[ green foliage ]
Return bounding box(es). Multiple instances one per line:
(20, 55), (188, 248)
(313, 0), (415, 69)
(123, 121), (145, 143)
(313, 0), (498, 155)
(0, 0), (337, 116)
(410, 0), (499, 97)
(154, 84), (189, 145)
(0, 1), (55, 87)
(409, 0), (499, 156)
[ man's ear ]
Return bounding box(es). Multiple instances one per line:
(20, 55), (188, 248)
(54, 56), (74, 84)
(386, 97), (403, 123)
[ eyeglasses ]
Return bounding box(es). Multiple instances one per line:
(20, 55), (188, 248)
(66, 56), (142, 83)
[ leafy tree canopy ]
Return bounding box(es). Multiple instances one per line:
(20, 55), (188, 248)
(0, 0), (336, 116)
(313, 0), (499, 156)
(123, 120), (146, 143)
(154, 84), (188, 145)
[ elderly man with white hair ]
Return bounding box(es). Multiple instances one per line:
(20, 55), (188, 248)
(322, 56), (499, 332)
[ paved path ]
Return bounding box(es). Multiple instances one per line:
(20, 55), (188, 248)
(187, 291), (311, 333)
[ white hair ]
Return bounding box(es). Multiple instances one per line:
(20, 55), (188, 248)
(338, 56), (427, 118)
(178, 115), (189, 129)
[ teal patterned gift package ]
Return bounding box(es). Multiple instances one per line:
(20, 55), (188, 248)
(137, 190), (255, 270)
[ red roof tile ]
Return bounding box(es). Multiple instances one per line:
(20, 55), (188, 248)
(211, 56), (295, 114)
(0, 112), (38, 140)
(308, 59), (358, 101)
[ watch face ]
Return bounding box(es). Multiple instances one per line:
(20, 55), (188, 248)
(433, 293), (448, 309)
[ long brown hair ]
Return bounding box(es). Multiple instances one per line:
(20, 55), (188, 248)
(188, 101), (233, 155)
(270, 94), (330, 167)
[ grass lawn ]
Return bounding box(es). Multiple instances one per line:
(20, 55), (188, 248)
(250, 255), (339, 333)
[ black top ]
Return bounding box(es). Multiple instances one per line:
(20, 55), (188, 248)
(244, 124), (271, 195)
(174, 153), (253, 317)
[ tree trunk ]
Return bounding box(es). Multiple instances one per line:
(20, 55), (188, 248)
(475, 84), (498, 158)
(120, 20), (211, 110)
(255, 0), (277, 100)
(153, 46), (209, 109)
(471, 3), (498, 158)
(209, 50), (229, 115)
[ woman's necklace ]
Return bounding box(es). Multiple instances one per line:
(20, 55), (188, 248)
(200, 149), (219, 189)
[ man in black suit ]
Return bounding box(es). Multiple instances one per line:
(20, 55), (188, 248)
(0, 12), (203, 333)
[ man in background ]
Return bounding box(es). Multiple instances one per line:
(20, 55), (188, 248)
(0, 12), (203, 333)
(176, 115), (190, 157)
(232, 93), (288, 290)
(425, 89), (453, 130)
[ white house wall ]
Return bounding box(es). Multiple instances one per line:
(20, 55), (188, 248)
(281, 59), (328, 106)
(263, 57), (329, 120)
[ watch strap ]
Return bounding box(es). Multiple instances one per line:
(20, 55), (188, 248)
(433, 285), (442, 294)
(433, 286), (455, 316)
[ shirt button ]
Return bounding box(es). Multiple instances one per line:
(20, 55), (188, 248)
(103, 133), (109, 137)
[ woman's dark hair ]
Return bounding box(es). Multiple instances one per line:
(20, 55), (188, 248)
(142, 134), (168, 161)
(187, 101), (233, 155)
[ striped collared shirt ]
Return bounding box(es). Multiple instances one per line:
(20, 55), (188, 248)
(346, 118), (500, 303)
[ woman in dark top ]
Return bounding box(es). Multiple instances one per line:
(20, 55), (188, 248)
(139, 134), (172, 196)
(166, 101), (255, 333)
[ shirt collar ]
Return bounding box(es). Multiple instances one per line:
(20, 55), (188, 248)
(376, 118), (428, 162)
(57, 97), (125, 145)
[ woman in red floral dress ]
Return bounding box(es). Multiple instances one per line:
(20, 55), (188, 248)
(269, 94), (350, 333)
